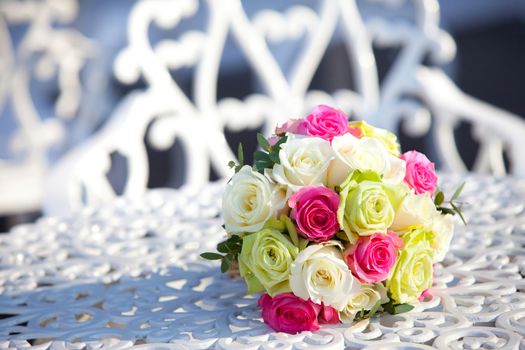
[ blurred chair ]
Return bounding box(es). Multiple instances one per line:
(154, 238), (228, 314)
(43, 0), (525, 216)
(0, 0), (94, 216)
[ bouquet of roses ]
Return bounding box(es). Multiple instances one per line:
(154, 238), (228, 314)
(201, 105), (465, 334)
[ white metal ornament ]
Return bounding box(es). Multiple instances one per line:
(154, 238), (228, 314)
(0, 0), (94, 215)
(43, 0), (525, 216)
(2, 174), (525, 349)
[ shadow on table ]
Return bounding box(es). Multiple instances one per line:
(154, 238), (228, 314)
(0, 264), (271, 344)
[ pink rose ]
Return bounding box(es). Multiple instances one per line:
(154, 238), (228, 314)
(344, 232), (403, 283)
(318, 304), (340, 324)
(298, 105), (350, 141)
(419, 289), (432, 301)
(400, 151), (438, 195)
(258, 293), (321, 333)
(288, 186), (340, 243)
(275, 119), (304, 135)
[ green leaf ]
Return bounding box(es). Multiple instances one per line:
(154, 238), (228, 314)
(220, 256), (232, 273)
(217, 241), (230, 253)
(263, 218), (286, 231)
(437, 207), (455, 216)
(382, 301), (394, 314)
(282, 215), (299, 247)
(392, 303), (414, 315)
(229, 235), (242, 244)
(336, 231), (349, 241)
(299, 238), (309, 251)
(273, 135), (288, 148)
(451, 181), (466, 201)
(254, 150), (269, 162)
(450, 201), (467, 225)
(268, 150), (280, 164)
(200, 252), (223, 260)
(356, 309), (365, 320)
(257, 133), (270, 151)
(434, 191), (445, 206)
(237, 143), (244, 166)
(368, 300), (382, 318)
(228, 161), (236, 169)
(216, 235), (243, 257)
(254, 159), (273, 171)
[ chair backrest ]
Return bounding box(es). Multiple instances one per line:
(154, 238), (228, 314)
(0, 0), (94, 215)
(43, 0), (525, 215)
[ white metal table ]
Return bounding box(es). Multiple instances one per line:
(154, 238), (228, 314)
(1, 174), (524, 349)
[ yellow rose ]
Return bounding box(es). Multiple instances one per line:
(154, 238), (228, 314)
(238, 228), (298, 296)
(337, 170), (406, 241)
(387, 226), (434, 304)
(349, 121), (401, 156)
(391, 193), (437, 233)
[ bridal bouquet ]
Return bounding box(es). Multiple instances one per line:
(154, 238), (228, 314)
(201, 105), (464, 334)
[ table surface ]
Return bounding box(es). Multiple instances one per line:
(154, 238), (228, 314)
(1, 174), (525, 350)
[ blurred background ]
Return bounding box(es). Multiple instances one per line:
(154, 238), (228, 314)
(2, 0), (525, 232)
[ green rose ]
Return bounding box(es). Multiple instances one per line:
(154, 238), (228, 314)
(337, 170), (405, 241)
(238, 228), (299, 296)
(386, 226), (434, 304)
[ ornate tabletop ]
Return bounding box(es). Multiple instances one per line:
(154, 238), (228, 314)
(1, 174), (524, 349)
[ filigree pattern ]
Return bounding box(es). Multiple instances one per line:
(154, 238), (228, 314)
(1, 174), (525, 349)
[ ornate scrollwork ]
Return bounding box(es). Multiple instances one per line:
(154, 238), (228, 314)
(0, 0), (94, 214)
(2, 175), (525, 349)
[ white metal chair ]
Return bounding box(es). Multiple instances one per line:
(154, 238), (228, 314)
(43, 0), (525, 216)
(0, 0), (94, 215)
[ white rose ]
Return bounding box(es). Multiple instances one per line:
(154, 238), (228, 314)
(290, 241), (360, 310)
(272, 135), (333, 190)
(339, 283), (388, 323)
(391, 193), (437, 232)
(222, 165), (284, 234)
(328, 134), (406, 187)
(431, 213), (454, 262)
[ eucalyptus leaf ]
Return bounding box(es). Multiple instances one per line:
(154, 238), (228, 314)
(268, 151), (280, 164)
(451, 181), (466, 201)
(382, 300), (394, 314)
(434, 191), (445, 206)
(217, 241), (230, 253)
(254, 150), (269, 162)
(257, 133), (270, 151)
(220, 257), (232, 273)
(450, 201), (467, 225)
(392, 303), (414, 315)
(200, 252), (223, 260)
(368, 300), (382, 318)
(437, 207), (455, 216)
(237, 143), (244, 166)
(230, 235), (242, 244)
(273, 135), (288, 148)
(255, 159), (273, 171)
